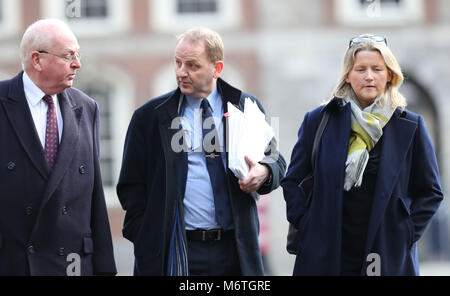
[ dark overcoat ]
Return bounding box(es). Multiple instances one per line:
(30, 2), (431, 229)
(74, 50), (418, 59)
(282, 98), (443, 276)
(0, 72), (117, 275)
(117, 78), (286, 275)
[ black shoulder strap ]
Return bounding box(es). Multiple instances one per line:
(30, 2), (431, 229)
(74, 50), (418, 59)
(311, 109), (330, 169)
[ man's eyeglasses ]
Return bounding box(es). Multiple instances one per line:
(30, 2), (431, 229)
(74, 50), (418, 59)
(38, 50), (81, 63)
(349, 35), (387, 48)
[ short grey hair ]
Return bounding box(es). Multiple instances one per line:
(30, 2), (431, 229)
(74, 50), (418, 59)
(177, 27), (224, 64)
(20, 19), (76, 69)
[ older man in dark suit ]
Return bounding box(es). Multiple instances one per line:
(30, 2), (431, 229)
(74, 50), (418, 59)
(0, 19), (116, 275)
(117, 27), (285, 276)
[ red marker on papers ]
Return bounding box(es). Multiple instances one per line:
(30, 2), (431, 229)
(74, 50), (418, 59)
(223, 101), (231, 117)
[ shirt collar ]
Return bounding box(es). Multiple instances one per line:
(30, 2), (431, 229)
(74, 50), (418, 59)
(207, 86), (222, 114)
(185, 85), (222, 113)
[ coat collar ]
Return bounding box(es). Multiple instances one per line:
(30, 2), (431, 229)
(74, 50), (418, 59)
(216, 77), (242, 108)
(322, 97), (346, 114)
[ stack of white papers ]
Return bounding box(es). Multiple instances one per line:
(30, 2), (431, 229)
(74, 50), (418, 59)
(227, 98), (274, 180)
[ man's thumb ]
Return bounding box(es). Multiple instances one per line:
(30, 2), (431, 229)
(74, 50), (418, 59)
(245, 155), (256, 167)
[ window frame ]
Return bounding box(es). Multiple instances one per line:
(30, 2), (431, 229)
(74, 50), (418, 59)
(41, 0), (130, 36)
(176, 0), (218, 14)
(335, 0), (424, 26)
(151, 0), (241, 32)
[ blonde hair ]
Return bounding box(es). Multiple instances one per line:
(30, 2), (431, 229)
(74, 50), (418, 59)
(176, 27), (224, 64)
(331, 34), (406, 109)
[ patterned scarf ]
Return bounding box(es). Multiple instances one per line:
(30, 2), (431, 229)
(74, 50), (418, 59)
(343, 91), (395, 191)
(167, 199), (189, 275)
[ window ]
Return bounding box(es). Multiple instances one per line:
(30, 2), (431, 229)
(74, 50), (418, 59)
(335, 0), (424, 26)
(177, 0), (217, 14)
(80, 0), (108, 18)
(0, 0), (20, 38)
(41, 0), (130, 36)
(152, 0), (241, 31)
(359, 0), (400, 6)
(66, 0), (108, 19)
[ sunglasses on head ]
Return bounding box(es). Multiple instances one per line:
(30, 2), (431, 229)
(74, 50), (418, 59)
(349, 35), (387, 48)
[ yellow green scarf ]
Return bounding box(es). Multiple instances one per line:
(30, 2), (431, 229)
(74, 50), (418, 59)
(343, 91), (395, 191)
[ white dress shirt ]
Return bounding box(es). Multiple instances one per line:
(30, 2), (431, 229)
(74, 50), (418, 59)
(22, 71), (63, 149)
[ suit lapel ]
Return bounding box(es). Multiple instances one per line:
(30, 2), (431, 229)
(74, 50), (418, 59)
(1, 72), (50, 180)
(156, 90), (188, 202)
(40, 90), (82, 209)
(364, 109), (418, 254)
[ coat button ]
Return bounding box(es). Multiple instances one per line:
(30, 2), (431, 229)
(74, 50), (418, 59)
(7, 162), (16, 170)
(58, 247), (65, 256)
(27, 245), (35, 254)
(62, 206), (68, 215)
(79, 165), (85, 174)
(25, 206), (33, 216)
